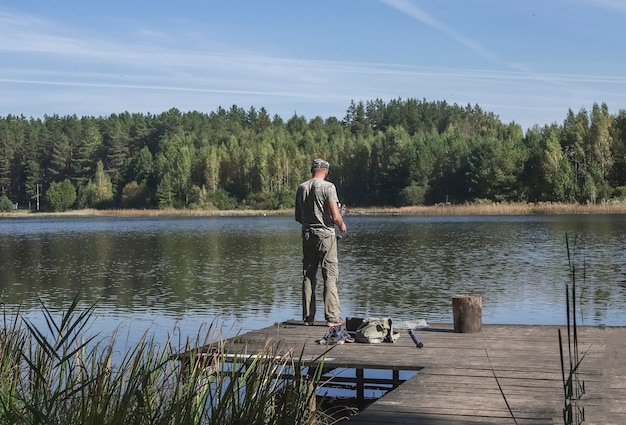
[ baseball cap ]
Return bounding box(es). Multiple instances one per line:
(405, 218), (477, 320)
(311, 158), (330, 170)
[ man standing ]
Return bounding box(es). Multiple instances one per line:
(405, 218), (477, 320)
(295, 158), (347, 327)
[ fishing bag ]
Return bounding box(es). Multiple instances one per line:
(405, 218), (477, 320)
(354, 317), (400, 343)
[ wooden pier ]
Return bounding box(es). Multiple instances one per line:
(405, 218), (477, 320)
(177, 321), (626, 424)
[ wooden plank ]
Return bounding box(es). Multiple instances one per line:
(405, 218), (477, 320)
(173, 322), (626, 424)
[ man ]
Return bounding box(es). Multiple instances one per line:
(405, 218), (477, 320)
(295, 158), (347, 327)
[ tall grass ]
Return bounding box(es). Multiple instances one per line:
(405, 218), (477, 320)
(5, 200), (626, 219)
(491, 235), (589, 425)
(0, 296), (341, 425)
(559, 235), (587, 425)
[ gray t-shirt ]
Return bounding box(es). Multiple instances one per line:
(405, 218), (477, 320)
(295, 178), (339, 234)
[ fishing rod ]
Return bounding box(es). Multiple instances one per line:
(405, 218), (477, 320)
(408, 329), (424, 348)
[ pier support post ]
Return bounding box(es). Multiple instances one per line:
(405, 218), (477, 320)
(452, 295), (482, 333)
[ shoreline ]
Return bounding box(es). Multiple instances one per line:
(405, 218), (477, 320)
(3, 202), (626, 218)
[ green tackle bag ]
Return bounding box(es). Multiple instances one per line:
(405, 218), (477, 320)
(354, 317), (400, 343)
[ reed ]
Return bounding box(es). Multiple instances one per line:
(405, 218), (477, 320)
(4, 199), (626, 219)
(391, 200), (626, 216)
(488, 234), (590, 425)
(485, 348), (517, 425)
(0, 296), (346, 425)
(559, 235), (587, 425)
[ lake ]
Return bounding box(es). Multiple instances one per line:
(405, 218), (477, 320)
(1, 214), (625, 346)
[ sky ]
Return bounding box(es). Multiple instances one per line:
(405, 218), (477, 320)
(1, 0), (625, 131)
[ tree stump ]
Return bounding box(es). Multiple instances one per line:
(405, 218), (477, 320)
(452, 295), (482, 333)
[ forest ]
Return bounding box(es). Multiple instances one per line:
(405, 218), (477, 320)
(0, 98), (625, 212)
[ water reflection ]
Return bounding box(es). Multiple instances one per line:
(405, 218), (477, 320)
(1, 214), (626, 345)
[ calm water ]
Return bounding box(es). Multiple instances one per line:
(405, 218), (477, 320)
(1, 214), (625, 345)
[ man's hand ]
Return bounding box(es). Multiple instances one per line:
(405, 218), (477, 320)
(338, 221), (347, 234)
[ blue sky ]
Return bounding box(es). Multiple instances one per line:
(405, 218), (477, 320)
(1, 0), (625, 130)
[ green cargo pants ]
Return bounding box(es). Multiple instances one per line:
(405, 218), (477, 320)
(301, 228), (341, 324)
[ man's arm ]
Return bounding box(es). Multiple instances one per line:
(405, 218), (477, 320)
(328, 200), (347, 234)
(295, 202), (301, 224)
(294, 189), (302, 224)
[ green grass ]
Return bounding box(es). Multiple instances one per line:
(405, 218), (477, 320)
(559, 235), (587, 425)
(0, 296), (349, 425)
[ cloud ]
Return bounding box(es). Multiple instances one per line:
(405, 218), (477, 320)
(377, 1), (585, 98)
(1, 5), (625, 129)
(588, 0), (626, 13)
(380, 0), (499, 63)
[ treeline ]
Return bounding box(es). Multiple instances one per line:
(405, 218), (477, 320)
(0, 98), (625, 212)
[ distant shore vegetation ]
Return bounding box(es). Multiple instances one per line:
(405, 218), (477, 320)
(1, 98), (626, 213)
(3, 201), (626, 219)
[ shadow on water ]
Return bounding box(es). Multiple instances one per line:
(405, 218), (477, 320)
(315, 367), (419, 421)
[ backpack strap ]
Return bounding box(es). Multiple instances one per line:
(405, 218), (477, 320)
(384, 318), (400, 343)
